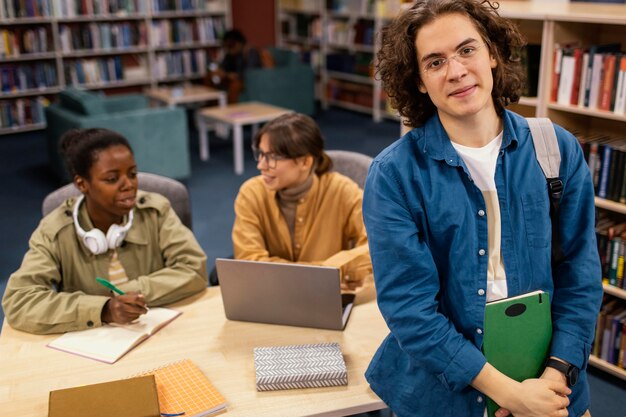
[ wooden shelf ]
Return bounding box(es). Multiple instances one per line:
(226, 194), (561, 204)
(603, 283), (626, 300)
(327, 71), (373, 85)
(0, 87), (62, 99)
(588, 355), (626, 380)
(61, 47), (149, 58)
(595, 198), (626, 215)
(0, 122), (45, 135)
(0, 52), (57, 62)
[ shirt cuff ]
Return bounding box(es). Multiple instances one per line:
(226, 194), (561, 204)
(438, 342), (487, 391)
(550, 329), (591, 370)
(77, 295), (110, 329)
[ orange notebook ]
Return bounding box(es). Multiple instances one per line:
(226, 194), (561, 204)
(133, 359), (227, 417)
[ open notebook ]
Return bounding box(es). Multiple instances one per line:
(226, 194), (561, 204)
(47, 307), (181, 364)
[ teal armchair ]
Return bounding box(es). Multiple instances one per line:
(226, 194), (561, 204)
(240, 47), (315, 115)
(45, 88), (191, 182)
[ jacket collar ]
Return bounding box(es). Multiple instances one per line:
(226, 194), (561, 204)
(416, 110), (519, 165)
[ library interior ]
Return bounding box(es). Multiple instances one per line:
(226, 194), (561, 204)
(1, 0), (626, 416)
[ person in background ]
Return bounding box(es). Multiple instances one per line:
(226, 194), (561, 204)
(231, 113), (371, 291)
(362, 1), (602, 416)
(2, 128), (208, 334)
(206, 28), (261, 104)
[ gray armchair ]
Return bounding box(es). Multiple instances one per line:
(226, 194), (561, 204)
(42, 172), (193, 229)
(327, 150), (373, 189)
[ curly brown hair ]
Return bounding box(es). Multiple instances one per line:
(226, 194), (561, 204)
(377, 0), (526, 128)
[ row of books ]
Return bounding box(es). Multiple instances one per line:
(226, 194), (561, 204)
(280, 14), (322, 41)
(63, 56), (127, 85)
(0, 62), (57, 92)
(0, 0), (224, 18)
(593, 298), (626, 369)
(152, 49), (206, 79)
(150, 16), (225, 47)
(326, 51), (373, 77)
(327, 0), (374, 14)
(596, 215), (626, 289)
(0, 96), (47, 128)
(326, 19), (374, 47)
(578, 135), (626, 203)
(326, 79), (373, 108)
(53, 0), (147, 17)
(151, 0), (226, 13)
(551, 43), (626, 115)
(59, 22), (147, 52)
(0, 27), (51, 58)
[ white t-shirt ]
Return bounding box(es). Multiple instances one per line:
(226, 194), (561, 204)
(452, 132), (508, 302)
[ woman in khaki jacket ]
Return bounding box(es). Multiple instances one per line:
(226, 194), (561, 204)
(232, 113), (371, 290)
(2, 128), (208, 334)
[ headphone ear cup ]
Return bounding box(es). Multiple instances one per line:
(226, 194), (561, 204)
(106, 224), (127, 250)
(82, 229), (108, 255)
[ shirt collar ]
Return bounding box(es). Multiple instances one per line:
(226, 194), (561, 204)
(417, 110), (519, 165)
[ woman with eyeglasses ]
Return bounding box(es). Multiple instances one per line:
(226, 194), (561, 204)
(231, 113), (371, 291)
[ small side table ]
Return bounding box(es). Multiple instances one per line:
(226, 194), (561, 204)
(145, 85), (227, 161)
(197, 102), (292, 175)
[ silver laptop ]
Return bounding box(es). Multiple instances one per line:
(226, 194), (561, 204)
(215, 258), (355, 330)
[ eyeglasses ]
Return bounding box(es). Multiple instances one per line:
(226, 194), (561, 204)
(421, 43), (485, 77)
(252, 148), (288, 169)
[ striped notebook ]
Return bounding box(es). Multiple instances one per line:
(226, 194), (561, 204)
(253, 342), (348, 391)
(133, 359), (226, 417)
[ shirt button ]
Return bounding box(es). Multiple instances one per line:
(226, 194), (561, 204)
(478, 289), (485, 296)
(477, 396), (484, 403)
(478, 249), (486, 256)
(87, 320), (94, 327)
(478, 209), (485, 217)
(476, 328), (483, 335)
(295, 243), (301, 249)
(298, 217), (303, 223)
(299, 198), (305, 203)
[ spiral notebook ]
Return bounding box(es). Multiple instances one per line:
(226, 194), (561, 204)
(132, 359), (227, 417)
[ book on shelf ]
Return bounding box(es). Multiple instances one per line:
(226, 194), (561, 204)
(131, 359), (227, 417)
(254, 342), (348, 391)
(583, 43), (621, 108)
(47, 307), (181, 364)
(48, 375), (160, 417)
(615, 55), (626, 115)
(483, 290), (552, 417)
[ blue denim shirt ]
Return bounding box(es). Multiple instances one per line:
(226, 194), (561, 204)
(362, 110), (602, 417)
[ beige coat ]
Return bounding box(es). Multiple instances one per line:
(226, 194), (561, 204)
(232, 172), (372, 283)
(2, 191), (208, 334)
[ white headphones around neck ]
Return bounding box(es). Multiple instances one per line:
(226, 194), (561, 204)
(73, 194), (134, 255)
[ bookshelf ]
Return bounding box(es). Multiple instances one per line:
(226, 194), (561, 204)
(0, 0), (231, 135)
(486, 1), (626, 381)
(275, 0), (414, 121)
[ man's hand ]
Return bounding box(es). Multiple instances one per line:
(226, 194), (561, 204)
(101, 292), (148, 324)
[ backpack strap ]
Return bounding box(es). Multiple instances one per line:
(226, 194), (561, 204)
(527, 117), (565, 266)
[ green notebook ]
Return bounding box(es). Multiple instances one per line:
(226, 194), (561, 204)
(482, 290), (552, 417)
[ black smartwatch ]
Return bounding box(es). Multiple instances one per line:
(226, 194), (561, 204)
(545, 358), (579, 387)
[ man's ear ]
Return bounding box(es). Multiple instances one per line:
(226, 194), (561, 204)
(418, 80), (428, 94)
(74, 175), (88, 194)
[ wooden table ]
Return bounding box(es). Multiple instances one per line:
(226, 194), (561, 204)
(197, 102), (292, 175)
(145, 85), (227, 161)
(0, 286), (389, 417)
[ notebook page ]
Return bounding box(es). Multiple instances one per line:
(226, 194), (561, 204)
(48, 325), (148, 364)
(121, 307), (181, 335)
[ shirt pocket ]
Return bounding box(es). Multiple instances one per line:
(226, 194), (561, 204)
(520, 192), (551, 249)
